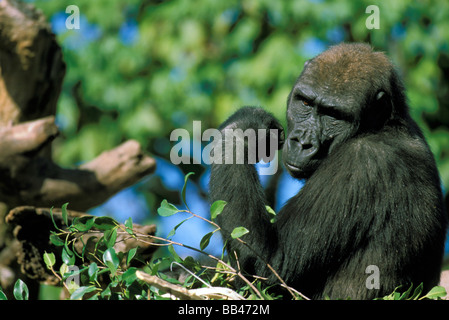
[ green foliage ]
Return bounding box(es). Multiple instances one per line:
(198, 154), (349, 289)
(265, 205), (277, 223)
(230, 227), (250, 239)
(0, 174), (448, 300)
(0, 289), (7, 301)
(157, 199), (179, 217)
(210, 200), (227, 220)
(13, 279), (29, 300)
(43, 204), (157, 300)
(29, 0), (449, 196)
(44, 252), (56, 269)
(181, 172), (195, 210)
(376, 283), (447, 300)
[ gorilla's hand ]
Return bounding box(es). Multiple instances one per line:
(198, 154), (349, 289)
(219, 107), (282, 132)
(219, 107), (284, 163)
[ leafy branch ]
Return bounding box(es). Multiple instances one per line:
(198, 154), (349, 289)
(156, 173), (306, 299)
(0, 173), (446, 301)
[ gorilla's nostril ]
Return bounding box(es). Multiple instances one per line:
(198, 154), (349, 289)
(302, 143), (313, 150)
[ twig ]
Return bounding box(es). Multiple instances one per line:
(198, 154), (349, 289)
(136, 271), (245, 300)
(199, 213), (307, 299)
(178, 209), (221, 230)
(231, 250), (264, 299)
(137, 206), (309, 300)
(280, 283), (311, 300)
(133, 232), (264, 299)
(186, 206), (308, 299)
(178, 208), (291, 299)
(170, 261), (211, 288)
(136, 271), (206, 300)
(45, 261), (70, 294)
(234, 237), (308, 300)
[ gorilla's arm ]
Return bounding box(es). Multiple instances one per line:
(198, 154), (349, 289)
(209, 107), (282, 277)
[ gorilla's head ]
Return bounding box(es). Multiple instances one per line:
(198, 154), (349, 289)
(283, 43), (406, 179)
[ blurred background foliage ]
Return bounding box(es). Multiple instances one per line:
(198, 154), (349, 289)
(27, 0), (449, 257)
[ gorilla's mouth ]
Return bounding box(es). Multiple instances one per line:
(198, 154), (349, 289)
(284, 159), (320, 179)
(284, 162), (301, 173)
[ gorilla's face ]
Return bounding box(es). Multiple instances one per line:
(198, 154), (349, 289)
(283, 45), (394, 179)
(282, 81), (356, 179)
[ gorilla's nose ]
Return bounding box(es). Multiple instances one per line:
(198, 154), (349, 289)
(301, 143), (314, 150)
(288, 135), (319, 158)
(300, 143), (318, 157)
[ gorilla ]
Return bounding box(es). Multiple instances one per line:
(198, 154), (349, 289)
(209, 43), (448, 299)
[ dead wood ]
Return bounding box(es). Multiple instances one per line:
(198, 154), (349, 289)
(0, 0), (157, 298)
(0, 136), (156, 212)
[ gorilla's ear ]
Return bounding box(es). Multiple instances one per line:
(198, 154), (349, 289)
(375, 90), (392, 117)
(376, 91), (385, 101)
(363, 90), (392, 130)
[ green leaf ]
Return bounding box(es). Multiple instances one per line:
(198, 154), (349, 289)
(231, 227), (249, 239)
(72, 216), (95, 232)
(168, 244), (182, 263)
(61, 202), (69, 226)
(126, 247), (137, 265)
(49, 206), (63, 232)
(200, 232), (213, 251)
(210, 200), (227, 220)
(60, 263), (69, 277)
(421, 286), (447, 300)
(88, 263), (99, 282)
(84, 236), (98, 259)
(43, 252), (56, 269)
(72, 239), (83, 260)
(100, 284), (112, 299)
(62, 246), (75, 265)
(411, 283), (423, 300)
(265, 205), (277, 223)
(125, 217), (133, 235)
(265, 205), (276, 216)
(167, 218), (189, 238)
(399, 283), (413, 300)
(94, 216), (118, 231)
(103, 247), (120, 276)
(183, 256), (200, 270)
(104, 228), (118, 248)
(70, 286), (98, 300)
(121, 267), (138, 286)
(0, 288), (7, 300)
(13, 279), (29, 300)
(62, 265), (86, 281)
(157, 199), (179, 217)
(181, 172), (195, 209)
(49, 234), (65, 246)
(66, 279), (80, 295)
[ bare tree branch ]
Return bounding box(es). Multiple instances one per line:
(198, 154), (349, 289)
(0, 0), (157, 298)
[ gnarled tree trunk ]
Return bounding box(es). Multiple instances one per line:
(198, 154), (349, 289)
(0, 0), (156, 298)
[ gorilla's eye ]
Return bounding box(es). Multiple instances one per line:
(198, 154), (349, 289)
(302, 100), (312, 107)
(293, 92), (313, 108)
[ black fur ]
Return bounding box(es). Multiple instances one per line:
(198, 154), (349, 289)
(209, 43), (448, 299)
